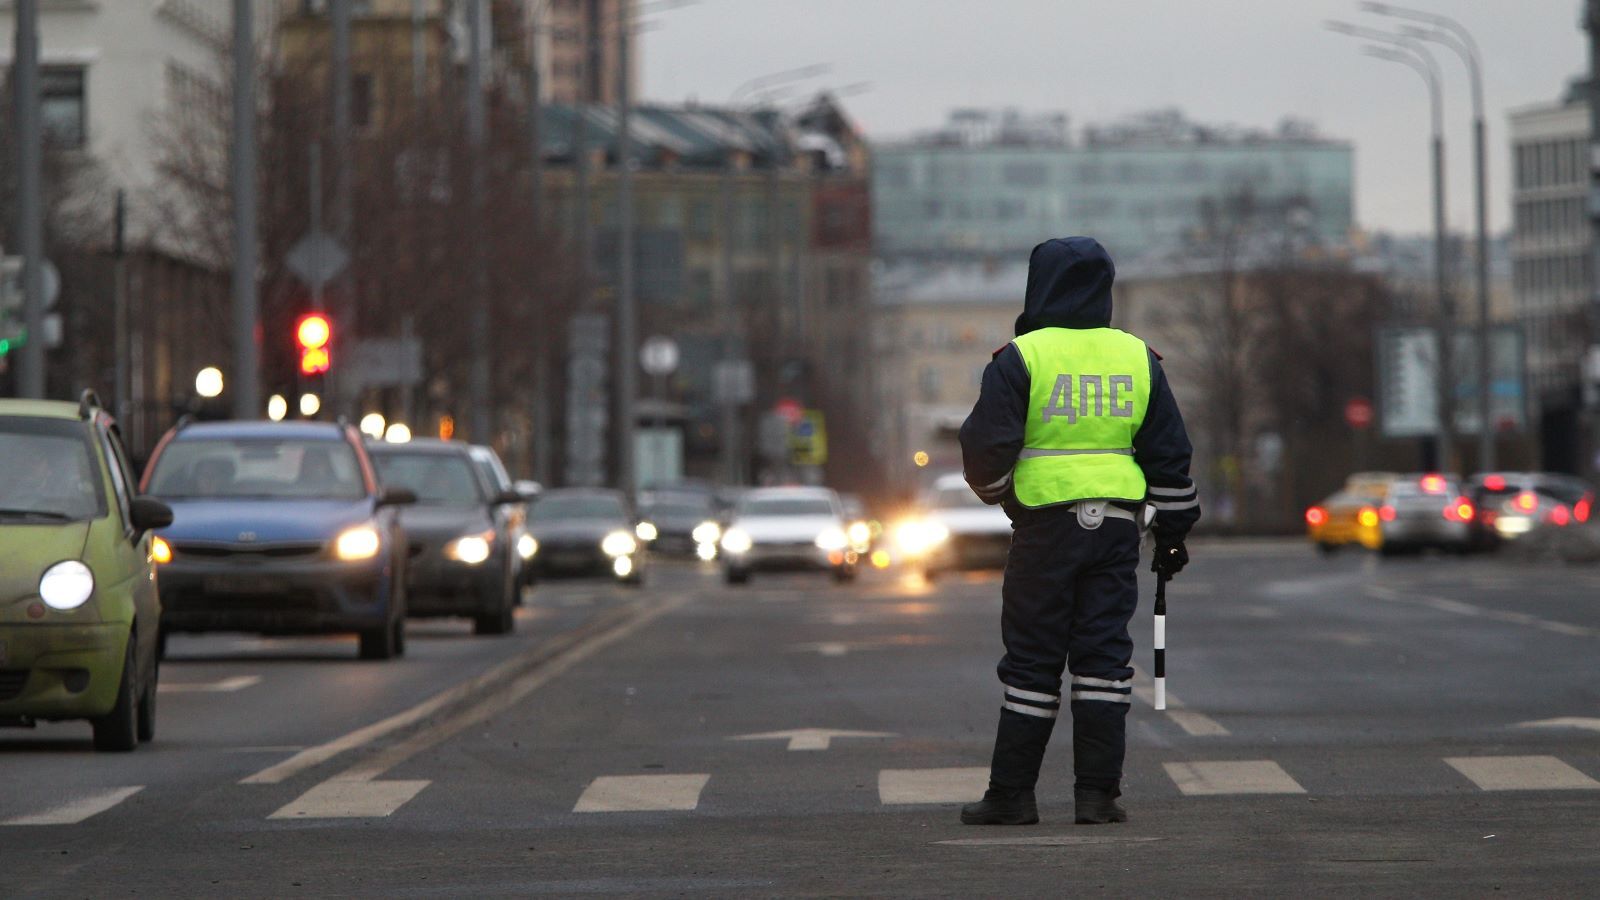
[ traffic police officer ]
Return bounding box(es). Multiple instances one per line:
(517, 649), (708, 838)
(958, 236), (1200, 826)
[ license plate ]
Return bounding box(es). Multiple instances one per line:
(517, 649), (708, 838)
(203, 575), (293, 596)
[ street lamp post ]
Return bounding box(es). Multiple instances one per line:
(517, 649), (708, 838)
(1328, 22), (1455, 472)
(1367, 3), (1495, 470)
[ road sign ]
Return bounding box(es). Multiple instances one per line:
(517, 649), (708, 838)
(1377, 326), (1526, 438)
(286, 231), (349, 289)
(639, 336), (679, 376)
(790, 409), (828, 467)
(774, 398), (803, 424)
(1344, 397), (1374, 430)
(1, 256), (60, 313)
(713, 359), (754, 405)
(345, 337), (423, 386)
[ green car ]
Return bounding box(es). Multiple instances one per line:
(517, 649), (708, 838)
(0, 393), (173, 751)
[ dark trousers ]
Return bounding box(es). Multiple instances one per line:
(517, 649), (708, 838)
(986, 508), (1140, 794)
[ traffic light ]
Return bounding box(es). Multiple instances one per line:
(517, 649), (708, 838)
(296, 313), (331, 376)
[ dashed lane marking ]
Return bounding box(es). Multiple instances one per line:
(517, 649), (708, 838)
(158, 675), (261, 694)
(878, 767), (989, 805)
(1364, 585), (1600, 639)
(1445, 756), (1600, 791)
(2, 786), (145, 826)
(730, 728), (897, 751)
(1515, 717), (1600, 734)
(1163, 760), (1306, 795)
(573, 774), (710, 813)
(268, 780), (431, 819)
(1131, 677), (1229, 736)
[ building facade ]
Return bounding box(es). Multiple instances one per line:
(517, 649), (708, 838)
(1509, 88), (1593, 472)
(874, 108), (1354, 264)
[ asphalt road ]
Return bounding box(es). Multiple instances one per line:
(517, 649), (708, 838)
(4, 542), (1599, 897)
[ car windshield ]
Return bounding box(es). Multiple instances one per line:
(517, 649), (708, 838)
(0, 418), (106, 521)
(533, 494), (626, 521)
(372, 452), (483, 505)
(148, 437), (366, 500)
(740, 496), (835, 517)
(930, 486), (987, 509)
(642, 497), (712, 520)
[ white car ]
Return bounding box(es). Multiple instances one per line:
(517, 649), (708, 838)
(897, 474), (1012, 579)
(719, 486), (858, 585)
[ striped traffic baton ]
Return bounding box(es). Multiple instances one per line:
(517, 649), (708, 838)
(1153, 572), (1168, 710)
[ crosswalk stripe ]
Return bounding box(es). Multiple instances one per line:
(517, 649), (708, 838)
(1164, 760), (1306, 795)
(2, 786), (145, 826)
(268, 780), (431, 819)
(878, 767), (989, 805)
(573, 774), (710, 812)
(1445, 756), (1600, 791)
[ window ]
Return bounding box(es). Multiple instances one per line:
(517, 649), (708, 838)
(1002, 161), (1049, 187)
(40, 67), (86, 149)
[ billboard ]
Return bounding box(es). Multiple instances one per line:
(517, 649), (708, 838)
(1377, 325), (1526, 439)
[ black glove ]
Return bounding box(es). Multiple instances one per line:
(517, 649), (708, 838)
(1151, 539), (1188, 579)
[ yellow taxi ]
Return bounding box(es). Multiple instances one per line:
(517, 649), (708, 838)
(1305, 472), (1393, 553)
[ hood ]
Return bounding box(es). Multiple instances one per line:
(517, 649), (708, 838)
(1015, 236), (1116, 335)
(398, 504), (494, 542)
(734, 514), (840, 542)
(929, 506), (1013, 536)
(157, 499), (372, 544)
(0, 521), (91, 604)
(528, 517), (625, 543)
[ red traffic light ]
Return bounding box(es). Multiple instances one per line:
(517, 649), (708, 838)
(297, 313), (331, 350)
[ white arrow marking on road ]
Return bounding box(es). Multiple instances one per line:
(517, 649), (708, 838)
(1515, 717), (1600, 733)
(731, 728), (897, 751)
(158, 675), (261, 694)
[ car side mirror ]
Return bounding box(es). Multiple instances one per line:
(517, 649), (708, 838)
(493, 489), (524, 506)
(377, 486), (418, 507)
(129, 496), (174, 533)
(514, 480), (542, 501)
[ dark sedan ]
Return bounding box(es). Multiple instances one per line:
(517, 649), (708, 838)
(638, 490), (722, 560)
(368, 440), (522, 635)
(527, 489), (645, 585)
(141, 420), (414, 660)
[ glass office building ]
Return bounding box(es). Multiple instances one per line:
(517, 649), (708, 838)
(873, 110), (1355, 262)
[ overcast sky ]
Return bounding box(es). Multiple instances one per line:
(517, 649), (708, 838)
(642, 0), (1586, 237)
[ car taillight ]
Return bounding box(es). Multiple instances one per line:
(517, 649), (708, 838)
(1443, 498), (1473, 522)
(1576, 497), (1592, 524)
(1483, 474), (1506, 491)
(1513, 491), (1538, 513)
(1379, 505), (1397, 522)
(1357, 507), (1380, 528)
(1419, 474), (1447, 494)
(1305, 507), (1328, 527)
(1547, 505), (1572, 527)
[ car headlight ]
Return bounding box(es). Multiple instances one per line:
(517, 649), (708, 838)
(692, 520), (722, 545)
(334, 525), (382, 561)
(445, 531), (494, 565)
(635, 521), (658, 542)
(601, 530), (638, 557)
(846, 521), (872, 548)
(894, 519), (950, 557)
(150, 536), (173, 565)
(815, 527), (849, 551)
(39, 560), (94, 611)
(517, 533), (538, 560)
(721, 527), (753, 554)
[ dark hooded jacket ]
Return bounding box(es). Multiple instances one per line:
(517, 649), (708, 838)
(958, 237), (1200, 540)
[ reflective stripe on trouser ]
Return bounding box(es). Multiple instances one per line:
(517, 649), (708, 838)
(994, 505), (1140, 794)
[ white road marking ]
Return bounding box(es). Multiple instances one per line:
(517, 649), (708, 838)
(267, 780), (431, 819)
(1445, 756), (1600, 791)
(1163, 760), (1306, 795)
(936, 835), (1164, 847)
(791, 641), (851, 656)
(573, 774), (710, 813)
(1130, 678), (1229, 736)
(878, 768), (989, 805)
(3, 786), (144, 826)
(158, 675), (261, 694)
(242, 595), (680, 785)
(221, 745), (307, 754)
(730, 728), (896, 751)
(1515, 717), (1600, 734)
(1364, 585), (1600, 639)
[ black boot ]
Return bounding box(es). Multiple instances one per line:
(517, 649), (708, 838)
(961, 787), (1039, 825)
(960, 707), (1055, 826)
(1074, 787), (1127, 824)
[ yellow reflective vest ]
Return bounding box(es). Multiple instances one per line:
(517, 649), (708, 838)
(1010, 327), (1150, 508)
